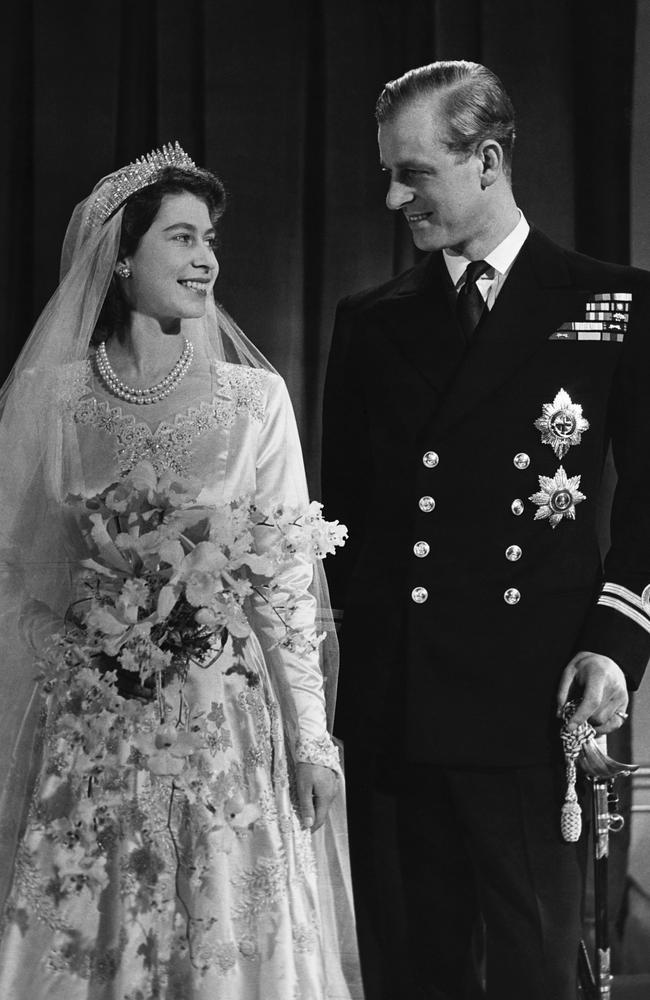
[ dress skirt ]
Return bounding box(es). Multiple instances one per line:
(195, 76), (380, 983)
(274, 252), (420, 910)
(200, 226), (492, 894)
(0, 633), (330, 1000)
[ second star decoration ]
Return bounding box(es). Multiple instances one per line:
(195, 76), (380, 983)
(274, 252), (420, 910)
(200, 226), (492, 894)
(529, 466), (586, 528)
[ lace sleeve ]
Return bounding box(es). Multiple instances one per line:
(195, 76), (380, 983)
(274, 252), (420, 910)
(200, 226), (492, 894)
(247, 374), (338, 769)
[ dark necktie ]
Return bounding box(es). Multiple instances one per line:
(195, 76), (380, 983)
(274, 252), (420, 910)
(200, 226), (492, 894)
(456, 259), (490, 342)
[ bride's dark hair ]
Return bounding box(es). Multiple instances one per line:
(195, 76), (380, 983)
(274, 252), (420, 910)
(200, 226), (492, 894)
(94, 165), (227, 342)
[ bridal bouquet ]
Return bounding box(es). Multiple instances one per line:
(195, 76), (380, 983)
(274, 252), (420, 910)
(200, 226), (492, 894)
(32, 460), (346, 917)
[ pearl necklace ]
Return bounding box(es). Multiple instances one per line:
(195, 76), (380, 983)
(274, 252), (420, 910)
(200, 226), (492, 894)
(95, 337), (194, 404)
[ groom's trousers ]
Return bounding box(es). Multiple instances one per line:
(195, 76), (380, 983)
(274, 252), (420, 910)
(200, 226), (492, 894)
(344, 745), (588, 1000)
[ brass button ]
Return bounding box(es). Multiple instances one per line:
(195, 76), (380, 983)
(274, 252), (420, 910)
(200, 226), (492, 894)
(411, 586), (429, 604)
(422, 451), (439, 468)
(513, 453), (530, 470)
(511, 499), (524, 516)
(419, 495), (436, 513)
(506, 545), (522, 561)
(413, 541), (430, 558)
(504, 588), (521, 605)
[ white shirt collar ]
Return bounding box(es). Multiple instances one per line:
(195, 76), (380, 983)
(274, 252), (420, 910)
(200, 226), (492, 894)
(443, 210), (530, 287)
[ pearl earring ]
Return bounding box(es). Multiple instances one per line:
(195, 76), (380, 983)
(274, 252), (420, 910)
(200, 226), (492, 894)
(116, 263), (131, 279)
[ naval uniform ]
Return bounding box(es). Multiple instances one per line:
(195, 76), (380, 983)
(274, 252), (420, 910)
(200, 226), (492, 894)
(321, 222), (650, 1000)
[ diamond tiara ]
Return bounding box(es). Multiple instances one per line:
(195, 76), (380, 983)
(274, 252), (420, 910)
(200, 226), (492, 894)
(86, 141), (198, 228)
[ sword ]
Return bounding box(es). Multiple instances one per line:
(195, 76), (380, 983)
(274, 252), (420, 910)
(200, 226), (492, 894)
(580, 764), (626, 1000)
(560, 708), (637, 1000)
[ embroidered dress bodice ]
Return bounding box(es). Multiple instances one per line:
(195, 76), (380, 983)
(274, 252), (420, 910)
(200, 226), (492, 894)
(68, 356), (268, 503)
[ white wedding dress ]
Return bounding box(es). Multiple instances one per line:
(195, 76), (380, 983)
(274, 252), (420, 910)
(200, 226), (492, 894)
(0, 356), (361, 1000)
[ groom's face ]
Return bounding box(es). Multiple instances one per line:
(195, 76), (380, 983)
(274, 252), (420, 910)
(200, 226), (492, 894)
(378, 95), (487, 255)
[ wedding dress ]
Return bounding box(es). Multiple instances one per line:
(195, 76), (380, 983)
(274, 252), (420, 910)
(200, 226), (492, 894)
(0, 354), (361, 1000)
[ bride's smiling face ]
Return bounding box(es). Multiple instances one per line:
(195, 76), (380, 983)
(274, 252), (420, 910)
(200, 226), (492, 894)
(121, 192), (219, 323)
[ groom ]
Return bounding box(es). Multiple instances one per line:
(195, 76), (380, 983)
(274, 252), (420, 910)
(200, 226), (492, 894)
(322, 60), (650, 1000)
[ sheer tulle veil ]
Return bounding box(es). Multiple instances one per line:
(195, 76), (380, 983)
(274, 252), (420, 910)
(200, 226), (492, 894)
(0, 152), (357, 994)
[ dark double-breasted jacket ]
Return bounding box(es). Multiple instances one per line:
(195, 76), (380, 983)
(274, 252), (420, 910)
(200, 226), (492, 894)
(322, 227), (650, 766)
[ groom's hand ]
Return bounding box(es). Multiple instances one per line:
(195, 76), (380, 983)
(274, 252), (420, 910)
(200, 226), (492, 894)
(557, 650), (629, 735)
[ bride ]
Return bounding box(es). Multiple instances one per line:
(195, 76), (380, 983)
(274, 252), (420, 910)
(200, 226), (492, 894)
(0, 142), (361, 999)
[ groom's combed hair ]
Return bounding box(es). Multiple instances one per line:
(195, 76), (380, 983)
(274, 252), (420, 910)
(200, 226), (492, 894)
(375, 60), (516, 178)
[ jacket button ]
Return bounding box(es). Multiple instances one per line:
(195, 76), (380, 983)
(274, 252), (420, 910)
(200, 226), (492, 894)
(511, 498), (524, 516)
(513, 453), (530, 470)
(505, 545), (522, 561)
(419, 495), (436, 512)
(413, 541), (430, 558)
(422, 451), (439, 468)
(504, 588), (521, 605)
(411, 586), (429, 603)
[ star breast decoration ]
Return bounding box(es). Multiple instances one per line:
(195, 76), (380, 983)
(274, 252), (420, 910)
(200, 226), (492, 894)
(529, 466), (586, 528)
(534, 389), (589, 459)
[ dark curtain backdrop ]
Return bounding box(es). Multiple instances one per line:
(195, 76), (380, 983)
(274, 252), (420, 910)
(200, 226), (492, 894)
(0, 0), (636, 490)
(1, 0), (644, 971)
